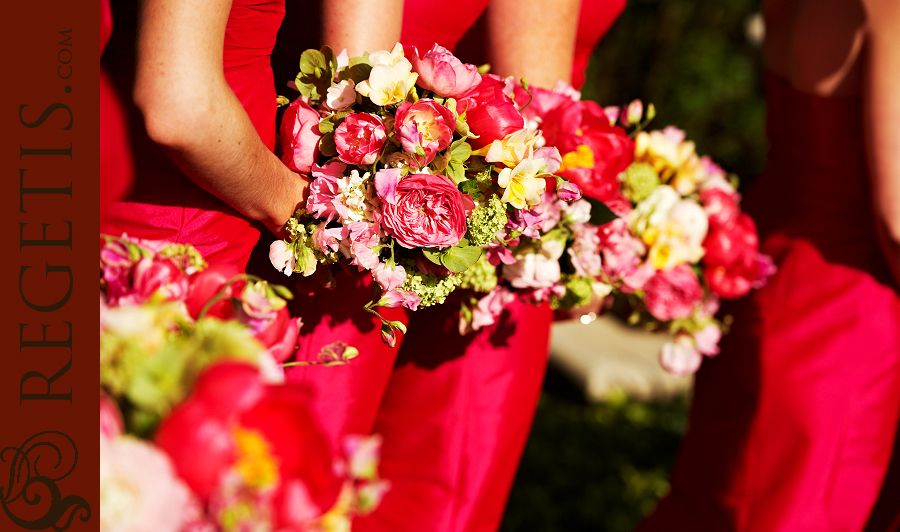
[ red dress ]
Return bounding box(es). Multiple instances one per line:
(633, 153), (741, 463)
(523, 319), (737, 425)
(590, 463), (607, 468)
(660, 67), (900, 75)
(100, 0), (284, 267)
(636, 73), (900, 532)
(351, 2), (625, 531)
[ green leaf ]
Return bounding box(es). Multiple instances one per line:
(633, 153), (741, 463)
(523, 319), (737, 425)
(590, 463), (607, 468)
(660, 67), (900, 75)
(321, 45), (338, 72)
(446, 161), (466, 185)
(340, 62), (373, 84)
(586, 197), (619, 226)
(422, 247), (443, 266)
(450, 139), (472, 163)
(439, 241), (483, 273)
(300, 49), (327, 76)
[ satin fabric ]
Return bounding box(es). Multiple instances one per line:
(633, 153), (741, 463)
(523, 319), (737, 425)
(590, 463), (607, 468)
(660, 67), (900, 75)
(100, 0), (284, 267)
(636, 73), (900, 532)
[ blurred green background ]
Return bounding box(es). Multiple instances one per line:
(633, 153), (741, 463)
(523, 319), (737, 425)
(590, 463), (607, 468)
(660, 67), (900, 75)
(500, 1), (766, 530)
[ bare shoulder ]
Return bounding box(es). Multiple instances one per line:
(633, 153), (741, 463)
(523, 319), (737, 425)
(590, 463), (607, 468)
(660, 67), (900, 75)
(763, 0), (867, 96)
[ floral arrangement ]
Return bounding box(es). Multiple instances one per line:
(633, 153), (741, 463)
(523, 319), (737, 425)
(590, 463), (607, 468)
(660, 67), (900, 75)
(100, 235), (384, 532)
(522, 91), (775, 375)
(269, 43), (611, 345)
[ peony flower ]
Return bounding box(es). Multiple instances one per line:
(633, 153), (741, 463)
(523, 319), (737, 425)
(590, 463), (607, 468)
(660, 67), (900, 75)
(155, 361), (342, 526)
(409, 44), (481, 98)
(659, 333), (703, 376)
(700, 187), (740, 229)
(394, 99), (455, 165)
(643, 263), (704, 321)
(380, 173), (470, 249)
(334, 113), (387, 166)
(101, 432), (194, 532)
(457, 75), (524, 150)
(280, 99), (322, 174)
(542, 99), (634, 202)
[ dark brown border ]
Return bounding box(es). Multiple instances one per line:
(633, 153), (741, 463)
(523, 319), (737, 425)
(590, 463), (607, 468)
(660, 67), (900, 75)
(0, 1), (99, 530)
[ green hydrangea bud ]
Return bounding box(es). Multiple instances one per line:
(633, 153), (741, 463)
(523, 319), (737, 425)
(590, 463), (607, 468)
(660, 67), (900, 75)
(551, 275), (594, 310)
(466, 195), (508, 247)
(455, 255), (498, 293)
(621, 162), (660, 204)
(401, 265), (463, 308)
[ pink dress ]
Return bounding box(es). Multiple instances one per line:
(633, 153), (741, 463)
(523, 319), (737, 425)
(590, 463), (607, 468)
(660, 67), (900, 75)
(100, 0), (284, 267)
(636, 73), (900, 532)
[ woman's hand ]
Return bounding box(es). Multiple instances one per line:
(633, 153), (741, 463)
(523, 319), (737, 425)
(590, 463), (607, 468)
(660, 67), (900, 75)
(133, 0), (309, 237)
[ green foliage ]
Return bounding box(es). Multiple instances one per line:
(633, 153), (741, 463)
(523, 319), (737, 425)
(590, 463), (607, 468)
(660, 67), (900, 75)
(582, 0), (766, 185)
(586, 197), (619, 226)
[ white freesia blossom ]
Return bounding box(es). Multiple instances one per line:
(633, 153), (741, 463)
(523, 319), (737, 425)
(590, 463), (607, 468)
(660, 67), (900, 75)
(497, 157), (547, 209)
(356, 44), (417, 106)
(629, 184), (680, 237)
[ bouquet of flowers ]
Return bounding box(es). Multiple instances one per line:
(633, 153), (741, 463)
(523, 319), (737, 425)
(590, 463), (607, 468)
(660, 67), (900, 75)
(528, 93), (776, 375)
(269, 43), (610, 345)
(100, 235), (384, 532)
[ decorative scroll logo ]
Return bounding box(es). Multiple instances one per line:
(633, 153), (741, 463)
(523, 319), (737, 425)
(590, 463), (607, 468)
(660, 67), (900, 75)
(1, 431), (91, 530)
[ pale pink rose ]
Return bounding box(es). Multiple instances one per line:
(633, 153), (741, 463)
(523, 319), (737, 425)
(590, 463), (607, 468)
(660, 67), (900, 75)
(535, 146), (562, 174)
(568, 227), (603, 278)
(693, 324), (722, 357)
(503, 239), (565, 290)
(374, 167), (403, 205)
(643, 264), (704, 321)
(409, 44), (482, 99)
(335, 113), (387, 166)
(305, 161), (347, 224)
(394, 99), (455, 165)
(351, 241), (381, 270)
(659, 334), (703, 376)
(269, 240), (295, 276)
(381, 174), (469, 249)
(373, 262), (407, 291)
(280, 99), (322, 174)
(100, 433), (194, 532)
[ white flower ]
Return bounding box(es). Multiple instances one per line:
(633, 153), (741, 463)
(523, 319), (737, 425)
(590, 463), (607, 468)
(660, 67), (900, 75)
(497, 158), (547, 210)
(326, 78), (357, 110)
(659, 334), (702, 376)
(356, 44), (417, 106)
(335, 170), (377, 223)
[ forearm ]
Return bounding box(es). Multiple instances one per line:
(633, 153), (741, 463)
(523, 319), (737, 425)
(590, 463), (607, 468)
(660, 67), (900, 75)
(484, 0), (580, 88)
(133, 0), (306, 237)
(861, 0), (900, 287)
(322, 0), (403, 56)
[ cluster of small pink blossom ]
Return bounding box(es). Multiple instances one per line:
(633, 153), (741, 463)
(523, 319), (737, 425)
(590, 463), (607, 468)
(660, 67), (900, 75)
(100, 236), (385, 532)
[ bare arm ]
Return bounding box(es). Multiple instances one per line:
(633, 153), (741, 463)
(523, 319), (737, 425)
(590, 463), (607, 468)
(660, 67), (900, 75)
(133, 0), (307, 237)
(322, 0), (403, 56)
(484, 0), (581, 88)
(860, 0), (900, 287)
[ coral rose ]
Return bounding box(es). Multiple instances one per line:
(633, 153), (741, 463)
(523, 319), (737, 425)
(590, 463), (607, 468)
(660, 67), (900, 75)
(380, 173), (470, 249)
(394, 99), (455, 165)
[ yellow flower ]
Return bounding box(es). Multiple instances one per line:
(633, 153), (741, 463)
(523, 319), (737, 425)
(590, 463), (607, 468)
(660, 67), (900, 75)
(475, 129), (539, 168)
(497, 158), (546, 210)
(356, 60), (418, 106)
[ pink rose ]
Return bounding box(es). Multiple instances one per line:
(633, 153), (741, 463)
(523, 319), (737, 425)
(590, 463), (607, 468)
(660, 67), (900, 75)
(659, 334), (703, 376)
(380, 173), (469, 249)
(643, 263), (704, 321)
(334, 113), (387, 166)
(394, 99), (455, 165)
(185, 263), (245, 320)
(409, 44), (481, 99)
(281, 99), (322, 174)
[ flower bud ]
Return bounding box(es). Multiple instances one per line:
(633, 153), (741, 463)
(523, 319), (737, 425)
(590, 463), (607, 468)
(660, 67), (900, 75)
(556, 179), (583, 202)
(626, 99), (643, 125)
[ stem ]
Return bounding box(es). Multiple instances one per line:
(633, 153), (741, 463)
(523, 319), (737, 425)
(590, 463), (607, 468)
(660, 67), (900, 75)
(197, 274), (263, 320)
